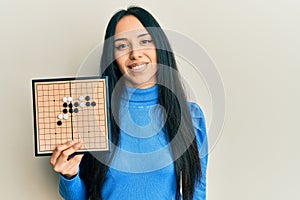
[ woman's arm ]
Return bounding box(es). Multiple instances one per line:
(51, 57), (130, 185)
(50, 141), (87, 200)
(59, 170), (87, 200)
(193, 153), (208, 200)
(189, 102), (208, 200)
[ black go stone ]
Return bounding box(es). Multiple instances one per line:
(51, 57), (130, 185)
(63, 109), (68, 114)
(86, 102), (91, 106)
(57, 121), (62, 126)
(85, 96), (90, 101)
(91, 102), (96, 106)
(74, 102), (79, 107)
(63, 103), (68, 107)
(69, 109), (73, 113)
(68, 103), (73, 108)
(74, 108), (79, 113)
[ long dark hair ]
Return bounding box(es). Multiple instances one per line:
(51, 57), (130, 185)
(80, 6), (201, 200)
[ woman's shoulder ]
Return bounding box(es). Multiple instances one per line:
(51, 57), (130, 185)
(187, 102), (207, 146)
(188, 102), (205, 119)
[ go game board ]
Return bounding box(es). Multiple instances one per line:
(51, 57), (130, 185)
(32, 76), (111, 156)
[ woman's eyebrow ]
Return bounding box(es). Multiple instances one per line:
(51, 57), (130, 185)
(114, 33), (150, 42)
(137, 33), (150, 38)
(114, 38), (127, 42)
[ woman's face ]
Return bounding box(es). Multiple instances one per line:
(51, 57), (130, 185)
(114, 15), (157, 89)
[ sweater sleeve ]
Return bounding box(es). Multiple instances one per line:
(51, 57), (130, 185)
(59, 168), (87, 200)
(189, 102), (208, 200)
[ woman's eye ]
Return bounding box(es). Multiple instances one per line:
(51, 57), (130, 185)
(141, 39), (153, 45)
(115, 43), (128, 50)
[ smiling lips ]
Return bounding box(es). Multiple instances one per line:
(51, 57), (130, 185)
(128, 63), (148, 71)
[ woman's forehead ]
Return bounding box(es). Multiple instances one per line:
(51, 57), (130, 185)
(115, 15), (148, 36)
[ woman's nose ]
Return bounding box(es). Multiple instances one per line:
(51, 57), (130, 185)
(129, 47), (143, 60)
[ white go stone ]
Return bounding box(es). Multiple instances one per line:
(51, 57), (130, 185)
(79, 96), (84, 101)
(67, 97), (73, 102)
(79, 102), (85, 107)
(62, 97), (68, 102)
(63, 114), (68, 120)
(57, 114), (63, 119)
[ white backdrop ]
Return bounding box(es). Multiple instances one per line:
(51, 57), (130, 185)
(0, 0), (299, 199)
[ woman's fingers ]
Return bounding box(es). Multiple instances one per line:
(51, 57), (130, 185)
(57, 154), (84, 178)
(50, 140), (76, 166)
(56, 142), (83, 162)
(50, 141), (83, 176)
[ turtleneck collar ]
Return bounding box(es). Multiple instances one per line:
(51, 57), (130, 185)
(121, 84), (159, 106)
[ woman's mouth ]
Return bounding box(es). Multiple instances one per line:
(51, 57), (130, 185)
(129, 63), (147, 72)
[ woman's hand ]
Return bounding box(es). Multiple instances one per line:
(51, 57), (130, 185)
(50, 140), (84, 179)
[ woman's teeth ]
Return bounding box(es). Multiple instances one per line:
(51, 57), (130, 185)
(132, 64), (146, 70)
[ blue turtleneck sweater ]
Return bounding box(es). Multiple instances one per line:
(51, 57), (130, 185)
(59, 85), (208, 200)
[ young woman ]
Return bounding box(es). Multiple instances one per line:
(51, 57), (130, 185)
(50, 6), (208, 200)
